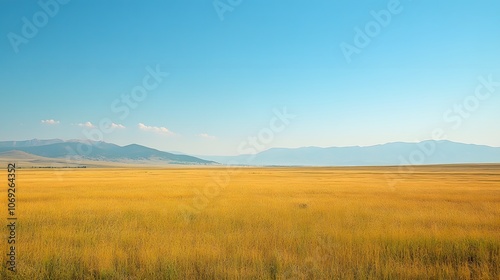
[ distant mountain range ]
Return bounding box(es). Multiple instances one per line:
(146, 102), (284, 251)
(0, 139), (499, 167)
(197, 140), (500, 166)
(0, 139), (216, 166)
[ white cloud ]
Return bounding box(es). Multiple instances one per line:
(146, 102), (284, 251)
(111, 123), (126, 129)
(77, 122), (95, 128)
(138, 123), (174, 136)
(41, 119), (60, 125)
(199, 133), (216, 140)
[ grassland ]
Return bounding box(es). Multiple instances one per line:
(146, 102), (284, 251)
(0, 165), (499, 279)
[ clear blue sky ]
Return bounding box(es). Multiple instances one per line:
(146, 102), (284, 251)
(1, 0), (499, 155)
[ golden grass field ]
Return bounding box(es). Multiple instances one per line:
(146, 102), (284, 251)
(1, 165), (499, 279)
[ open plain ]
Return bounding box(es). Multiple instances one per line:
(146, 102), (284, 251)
(1, 165), (499, 279)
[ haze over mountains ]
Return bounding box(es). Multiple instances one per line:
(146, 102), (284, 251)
(198, 141), (500, 166)
(0, 139), (216, 167)
(0, 139), (499, 167)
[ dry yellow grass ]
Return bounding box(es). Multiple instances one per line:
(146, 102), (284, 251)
(1, 165), (499, 279)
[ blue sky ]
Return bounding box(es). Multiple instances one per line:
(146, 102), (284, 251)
(1, 0), (499, 155)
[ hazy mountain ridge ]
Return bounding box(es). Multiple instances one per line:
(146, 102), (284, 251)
(0, 140), (216, 166)
(198, 140), (500, 166)
(1, 139), (499, 167)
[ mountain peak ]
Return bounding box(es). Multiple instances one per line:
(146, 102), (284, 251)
(198, 141), (500, 166)
(0, 140), (216, 166)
